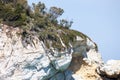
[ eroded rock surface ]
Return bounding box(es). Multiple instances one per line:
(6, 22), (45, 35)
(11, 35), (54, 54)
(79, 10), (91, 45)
(97, 60), (120, 79)
(0, 26), (73, 80)
(0, 25), (120, 80)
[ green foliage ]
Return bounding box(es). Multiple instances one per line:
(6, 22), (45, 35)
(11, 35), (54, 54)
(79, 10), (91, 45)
(0, 0), (78, 50)
(0, 0), (73, 28)
(0, 0), (28, 27)
(60, 19), (73, 29)
(49, 7), (64, 20)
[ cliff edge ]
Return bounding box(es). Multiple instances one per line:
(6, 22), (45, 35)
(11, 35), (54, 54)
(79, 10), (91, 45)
(0, 0), (120, 80)
(0, 24), (120, 80)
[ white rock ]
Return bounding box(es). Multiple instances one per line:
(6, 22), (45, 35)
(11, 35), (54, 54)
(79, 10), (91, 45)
(76, 36), (84, 41)
(0, 28), (73, 80)
(86, 49), (103, 64)
(97, 60), (120, 78)
(72, 74), (84, 80)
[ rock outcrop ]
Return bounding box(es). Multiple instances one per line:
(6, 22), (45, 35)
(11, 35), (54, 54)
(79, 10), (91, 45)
(97, 60), (120, 79)
(0, 24), (120, 80)
(0, 25), (73, 80)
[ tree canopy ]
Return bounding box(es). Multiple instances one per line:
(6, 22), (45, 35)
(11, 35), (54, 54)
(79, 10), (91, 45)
(0, 0), (73, 29)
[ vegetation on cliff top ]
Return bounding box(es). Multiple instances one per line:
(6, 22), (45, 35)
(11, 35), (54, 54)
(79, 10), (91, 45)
(0, 0), (92, 50)
(0, 0), (72, 29)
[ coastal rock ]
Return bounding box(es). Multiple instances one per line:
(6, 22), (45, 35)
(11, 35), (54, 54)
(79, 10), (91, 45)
(97, 60), (120, 79)
(0, 25), (119, 80)
(69, 49), (103, 80)
(0, 27), (73, 80)
(0, 25), (97, 80)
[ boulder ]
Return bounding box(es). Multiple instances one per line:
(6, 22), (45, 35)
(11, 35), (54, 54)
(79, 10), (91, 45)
(97, 60), (120, 78)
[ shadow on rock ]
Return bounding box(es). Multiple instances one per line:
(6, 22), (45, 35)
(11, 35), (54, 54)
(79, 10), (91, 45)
(68, 56), (83, 73)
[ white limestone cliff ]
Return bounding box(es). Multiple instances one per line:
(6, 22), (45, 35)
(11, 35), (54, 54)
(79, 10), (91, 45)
(0, 24), (120, 80)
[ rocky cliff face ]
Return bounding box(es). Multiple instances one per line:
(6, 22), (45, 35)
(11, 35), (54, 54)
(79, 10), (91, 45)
(0, 24), (119, 80)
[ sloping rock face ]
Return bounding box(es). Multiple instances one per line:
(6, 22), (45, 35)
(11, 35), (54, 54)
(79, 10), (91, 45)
(68, 49), (103, 80)
(0, 25), (97, 80)
(0, 25), (119, 80)
(0, 26), (72, 80)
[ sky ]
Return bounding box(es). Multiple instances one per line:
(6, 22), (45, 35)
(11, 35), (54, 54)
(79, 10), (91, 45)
(28, 0), (120, 62)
